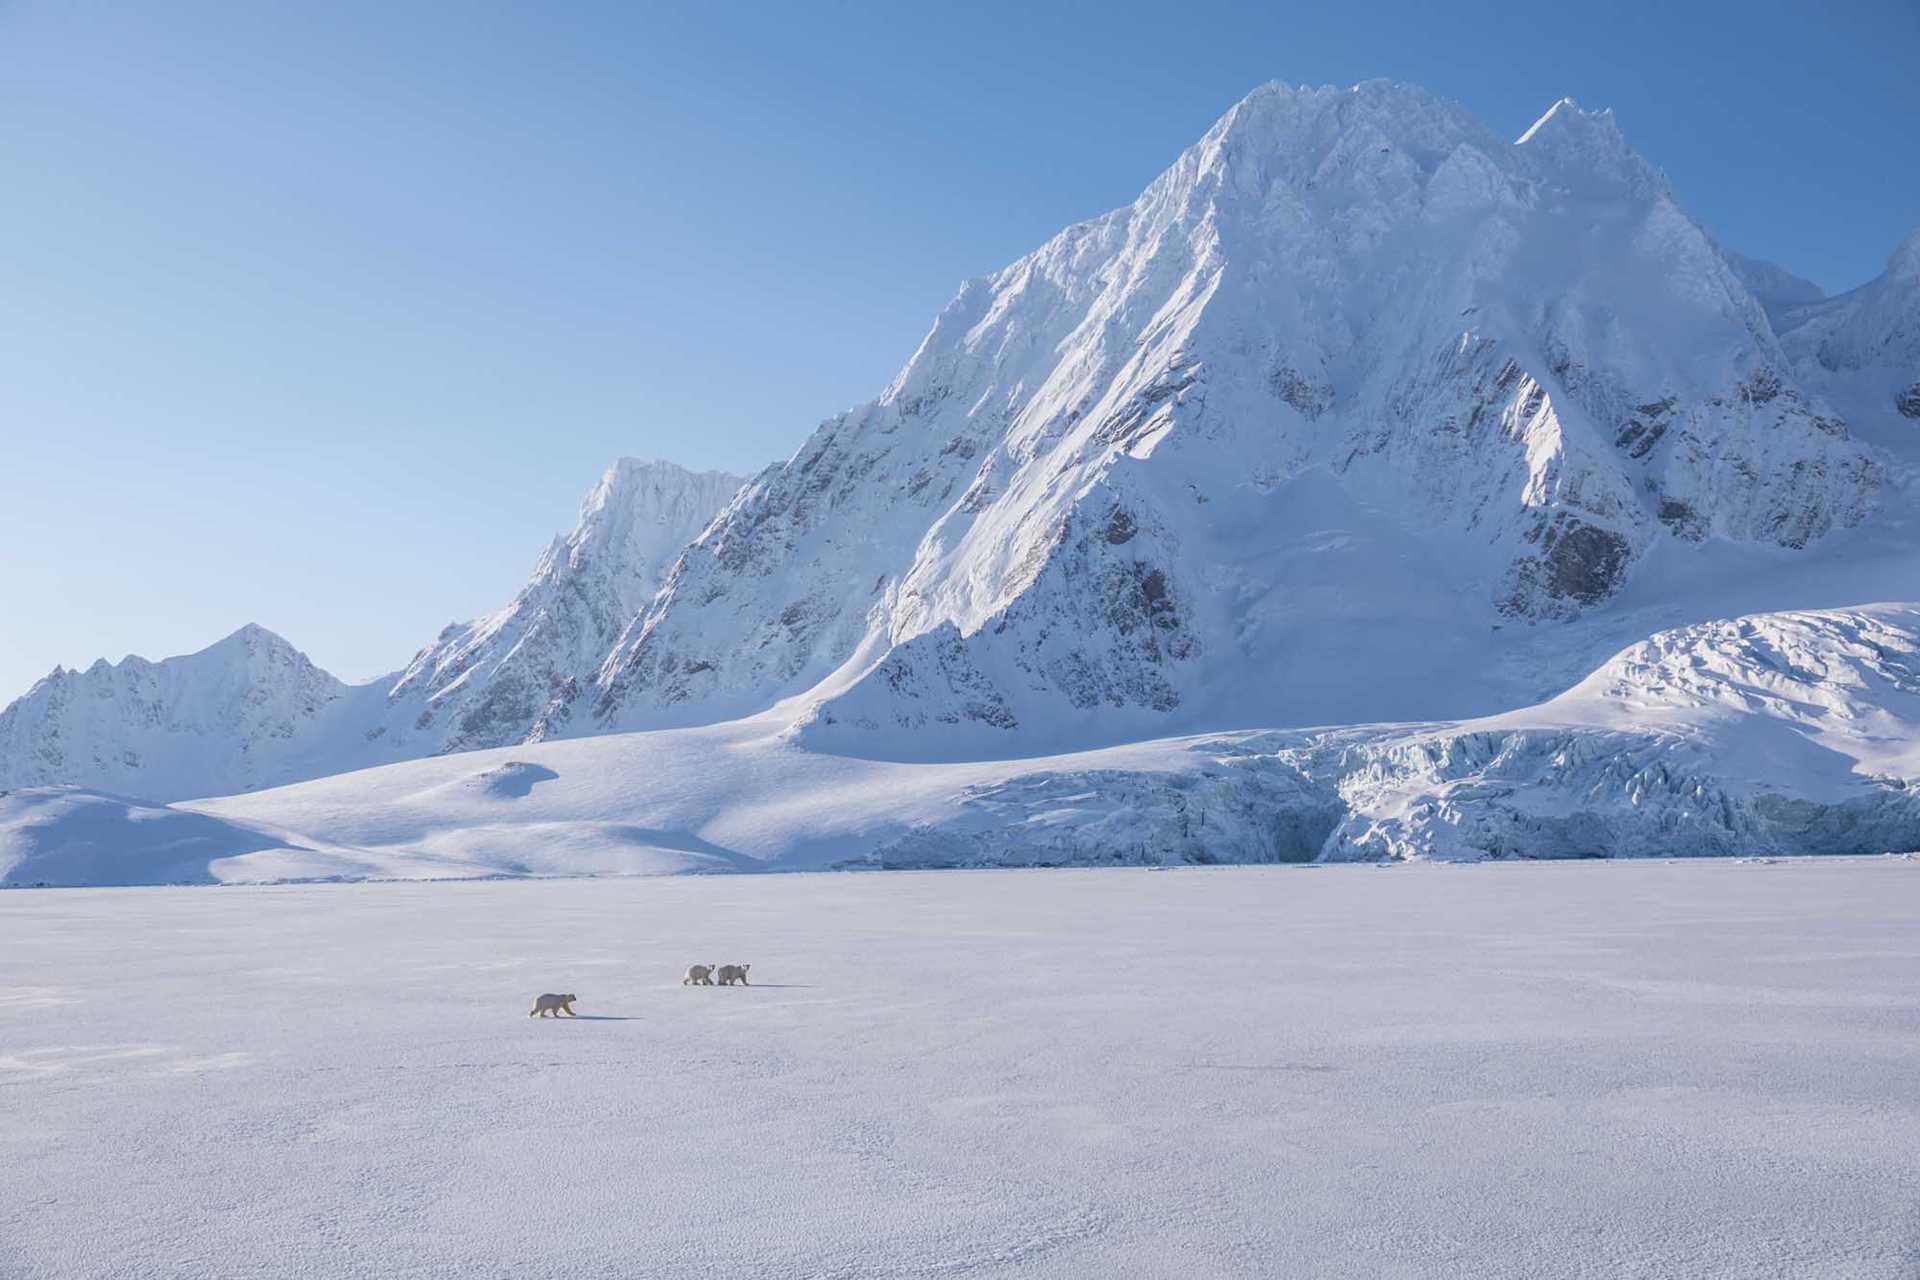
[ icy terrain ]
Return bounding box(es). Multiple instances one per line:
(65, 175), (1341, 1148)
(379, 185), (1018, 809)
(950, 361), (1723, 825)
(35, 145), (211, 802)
(5, 863), (1918, 1278)
(5, 603), (1917, 885)
(3, 80), (1918, 877)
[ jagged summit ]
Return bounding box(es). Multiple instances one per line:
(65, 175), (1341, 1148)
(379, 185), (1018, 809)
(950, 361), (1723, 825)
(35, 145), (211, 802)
(0, 623), (350, 800)
(1516, 96), (1582, 136)
(30, 623), (300, 690)
(1513, 96), (1668, 198)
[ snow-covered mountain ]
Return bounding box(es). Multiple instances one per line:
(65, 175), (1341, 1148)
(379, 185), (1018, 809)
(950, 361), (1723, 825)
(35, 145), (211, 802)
(0, 458), (745, 801)
(587, 82), (1881, 754)
(1722, 249), (1826, 326)
(1774, 227), (1920, 439)
(0, 624), (369, 801)
(371, 458), (745, 757)
(5, 79), (1918, 868)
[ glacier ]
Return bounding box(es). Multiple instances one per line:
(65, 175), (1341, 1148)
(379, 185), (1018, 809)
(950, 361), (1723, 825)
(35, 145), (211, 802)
(6, 604), (1919, 886)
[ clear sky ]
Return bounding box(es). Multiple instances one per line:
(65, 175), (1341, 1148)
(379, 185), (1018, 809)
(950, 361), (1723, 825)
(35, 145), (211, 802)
(2, 0), (1915, 702)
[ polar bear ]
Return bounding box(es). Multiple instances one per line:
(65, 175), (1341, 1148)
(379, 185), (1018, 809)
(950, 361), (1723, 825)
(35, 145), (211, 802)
(529, 993), (577, 1017)
(682, 964), (716, 986)
(716, 964), (751, 986)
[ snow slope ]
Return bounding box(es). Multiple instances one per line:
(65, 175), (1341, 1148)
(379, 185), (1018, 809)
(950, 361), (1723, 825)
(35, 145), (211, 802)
(0, 787), (298, 887)
(7, 601), (1917, 886)
(7, 863), (1920, 1278)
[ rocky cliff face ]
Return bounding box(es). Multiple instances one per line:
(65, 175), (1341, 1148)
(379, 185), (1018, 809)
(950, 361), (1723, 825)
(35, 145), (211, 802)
(587, 82), (1880, 752)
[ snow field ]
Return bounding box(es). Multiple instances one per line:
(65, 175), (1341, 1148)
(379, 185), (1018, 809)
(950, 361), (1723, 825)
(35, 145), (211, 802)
(5, 860), (1920, 1277)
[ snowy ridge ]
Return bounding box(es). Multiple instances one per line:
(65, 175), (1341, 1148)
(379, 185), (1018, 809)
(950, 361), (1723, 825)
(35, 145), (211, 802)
(377, 458), (746, 756)
(0, 625), (364, 801)
(1722, 249), (1826, 326)
(1775, 226), (1920, 439)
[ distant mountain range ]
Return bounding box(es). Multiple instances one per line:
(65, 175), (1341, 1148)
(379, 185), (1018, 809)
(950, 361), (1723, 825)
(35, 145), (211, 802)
(0, 459), (743, 799)
(5, 80), (1919, 881)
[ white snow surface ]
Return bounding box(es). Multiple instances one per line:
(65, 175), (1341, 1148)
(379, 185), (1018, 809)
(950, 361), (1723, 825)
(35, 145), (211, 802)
(7, 602), (1920, 886)
(5, 862), (1920, 1277)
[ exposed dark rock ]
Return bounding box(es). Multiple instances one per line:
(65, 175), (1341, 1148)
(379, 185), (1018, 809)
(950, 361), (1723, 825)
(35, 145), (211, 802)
(1545, 523), (1632, 604)
(1739, 369), (1783, 405)
(1269, 366), (1334, 419)
(1092, 366), (1200, 447)
(1657, 498), (1706, 541)
(1615, 416), (1668, 459)
(1898, 384), (1920, 420)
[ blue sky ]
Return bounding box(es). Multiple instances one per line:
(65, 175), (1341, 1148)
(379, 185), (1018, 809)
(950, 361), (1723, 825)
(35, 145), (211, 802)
(2, 0), (1915, 701)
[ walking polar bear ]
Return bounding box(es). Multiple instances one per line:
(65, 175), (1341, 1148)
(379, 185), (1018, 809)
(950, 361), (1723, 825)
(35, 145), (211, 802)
(682, 964), (716, 986)
(716, 964), (751, 986)
(529, 993), (577, 1017)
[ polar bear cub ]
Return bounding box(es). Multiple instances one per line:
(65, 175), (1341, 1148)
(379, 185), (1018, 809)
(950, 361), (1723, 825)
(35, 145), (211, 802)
(529, 993), (577, 1017)
(716, 964), (751, 986)
(682, 964), (716, 986)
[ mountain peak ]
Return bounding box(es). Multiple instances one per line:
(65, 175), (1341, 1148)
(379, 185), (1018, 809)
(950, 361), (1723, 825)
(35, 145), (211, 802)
(1515, 97), (1594, 143)
(1724, 249), (1826, 316)
(587, 457), (745, 521)
(220, 622), (282, 645)
(578, 80), (1880, 752)
(0, 625), (349, 801)
(1513, 95), (1666, 197)
(376, 455), (749, 757)
(1207, 78), (1497, 168)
